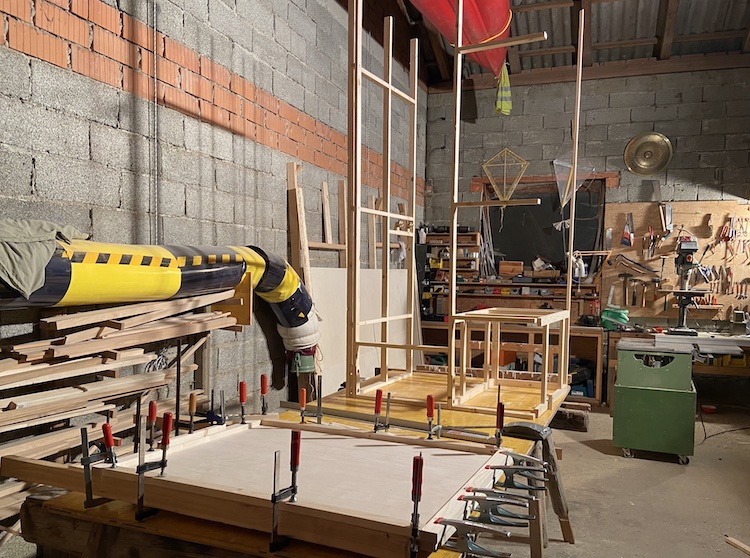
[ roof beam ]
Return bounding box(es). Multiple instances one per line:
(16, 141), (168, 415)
(744, 27), (750, 53)
(423, 19), (451, 81)
(655, 0), (680, 60)
(593, 38), (657, 50)
(675, 30), (746, 43)
(429, 53), (750, 90)
(512, 1), (573, 13)
(518, 45), (576, 57)
(507, 46), (522, 74)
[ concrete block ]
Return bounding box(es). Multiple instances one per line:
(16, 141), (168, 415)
(159, 146), (200, 185)
(585, 77), (628, 96)
(254, 61), (274, 95)
(654, 87), (702, 106)
(667, 168), (715, 190)
(697, 184), (724, 201)
(216, 222), (249, 245)
(288, 3), (316, 45)
(193, 19), (233, 69)
(523, 96), (565, 115)
(605, 186), (628, 203)
(158, 179), (187, 217)
(286, 54), (304, 86)
(184, 118), (233, 161)
(585, 141), (627, 158)
(0, 47), (31, 100)
(91, 123), (151, 174)
(155, 0), (185, 42)
(273, 71), (305, 110)
(120, 171), (150, 214)
(726, 134), (750, 150)
(579, 125), (607, 142)
(236, 0), (274, 39)
(585, 107), (631, 126)
(698, 150), (749, 169)
(251, 31), (286, 72)
(608, 122), (654, 141)
(215, 160), (243, 193)
(722, 167), (750, 183)
(290, 30), (308, 62)
(525, 159), (552, 176)
(232, 134), (257, 169)
(118, 0), (151, 21)
(31, 61), (119, 126)
(542, 112), (572, 130)
(186, 185), (215, 221)
(609, 91), (654, 108)
(522, 128), (567, 146)
(631, 105), (678, 122)
(723, 183), (750, 201)
(213, 191), (236, 223)
(35, 155), (120, 207)
(569, 94), (608, 112)
(210, 0), (253, 51)
(677, 102), (725, 121)
(274, 17), (293, 51)
(0, 195), (92, 232)
(674, 135), (725, 153)
(703, 83), (750, 102)
(623, 75), (659, 92)
(162, 216), (216, 244)
(655, 120), (701, 137)
(91, 207), (150, 244)
(501, 114), (543, 131)
(668, 152), (700, 169)
(0, 146), (33, 197)
(604, 155), (625, 173)
(726, 100), (750, 117)
(183, 0), (209, 22)
(269, 151), (291, 180)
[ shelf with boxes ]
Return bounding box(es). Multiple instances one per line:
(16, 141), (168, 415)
(419, 230), (601, 323)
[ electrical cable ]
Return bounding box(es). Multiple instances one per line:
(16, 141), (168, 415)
(696, 399), (750, 445)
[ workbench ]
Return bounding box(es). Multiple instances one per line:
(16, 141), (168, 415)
(10, 388), (570, 558)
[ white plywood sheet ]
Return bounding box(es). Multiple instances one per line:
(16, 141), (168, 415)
(310, 268), (411, 396)
(122, 425), (494, 530)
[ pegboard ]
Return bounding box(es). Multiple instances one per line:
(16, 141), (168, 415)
(602, 201), (750, 322)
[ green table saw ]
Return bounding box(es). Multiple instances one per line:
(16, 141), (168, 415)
(613, 338), (696, 464)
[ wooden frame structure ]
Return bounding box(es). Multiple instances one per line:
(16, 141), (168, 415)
(2, 420), (510, 558)
(344, 2), (587, 419)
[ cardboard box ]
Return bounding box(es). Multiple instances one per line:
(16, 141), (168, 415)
(497, 261), (524, 277)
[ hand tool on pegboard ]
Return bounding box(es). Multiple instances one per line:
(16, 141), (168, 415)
(136, 411), (173, 521)
(270, 430), (302, 552)
(409, 454), (424, 558)
(80, 422), (117, 508)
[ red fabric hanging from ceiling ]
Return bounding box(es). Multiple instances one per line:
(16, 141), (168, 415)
(410, 0), (511, 77)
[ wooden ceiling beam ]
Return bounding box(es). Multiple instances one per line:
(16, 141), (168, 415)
(593, 37), (657, 50)
(518, 45), (576, 57)
(655, 0), (680, 60)
(674, 30), (746, 43)
(423, 18), (451, 81)
(507, 45), (522, 73)
(428, 52), (750, 90)
(744, 27), (750, 53)
(512, 1), (573, 13)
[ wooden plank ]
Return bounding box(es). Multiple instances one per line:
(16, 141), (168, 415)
(51, 314), (236, 359)
(655, 0), (680, 60)
(726, 536), (750, 556)
(104, 290), (233, 331)
(423, 18), (450, 81)
(337, 179), (347, 268)
(287, 162), (313, 297)
(367, 196), (378, 269)
(322, 181), (333, 244)
(0, 403), (116, 435)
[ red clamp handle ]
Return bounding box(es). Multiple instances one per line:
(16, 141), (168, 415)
(260, 374), (269, 395)
(495, 402), (505, 431)
(102, 423), (114, 449)
(161, 412), (173, 447)
(426, 394), (435, 419)
(411, 454), (424, 502)
(290, 430), (301, 471)
(148, 400), (157, 423)
(374, 389), (383, 415)
(299, 388), (307, 410)
(239, 381), (247, 404)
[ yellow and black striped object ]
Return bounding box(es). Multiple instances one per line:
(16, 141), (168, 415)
(0, 239), (314, 332)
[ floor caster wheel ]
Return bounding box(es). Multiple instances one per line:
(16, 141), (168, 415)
(622, 448), (633, 458)
(678, 455), (690, 465)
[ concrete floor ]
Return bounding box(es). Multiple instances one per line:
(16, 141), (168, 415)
(3, 409), (750, 558)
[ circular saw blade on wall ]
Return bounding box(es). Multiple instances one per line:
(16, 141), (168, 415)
(624, 132), (673, 176)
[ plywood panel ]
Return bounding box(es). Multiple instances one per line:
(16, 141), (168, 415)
(311, 268), (411, 396)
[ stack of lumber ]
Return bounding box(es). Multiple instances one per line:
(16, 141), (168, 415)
(0, 290), (238, 524)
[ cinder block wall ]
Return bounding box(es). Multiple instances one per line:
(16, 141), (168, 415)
(0, 0), (427, 407)
(425, 69), (750, 225)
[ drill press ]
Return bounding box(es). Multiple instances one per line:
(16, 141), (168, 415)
(668, 238), (705, 336)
